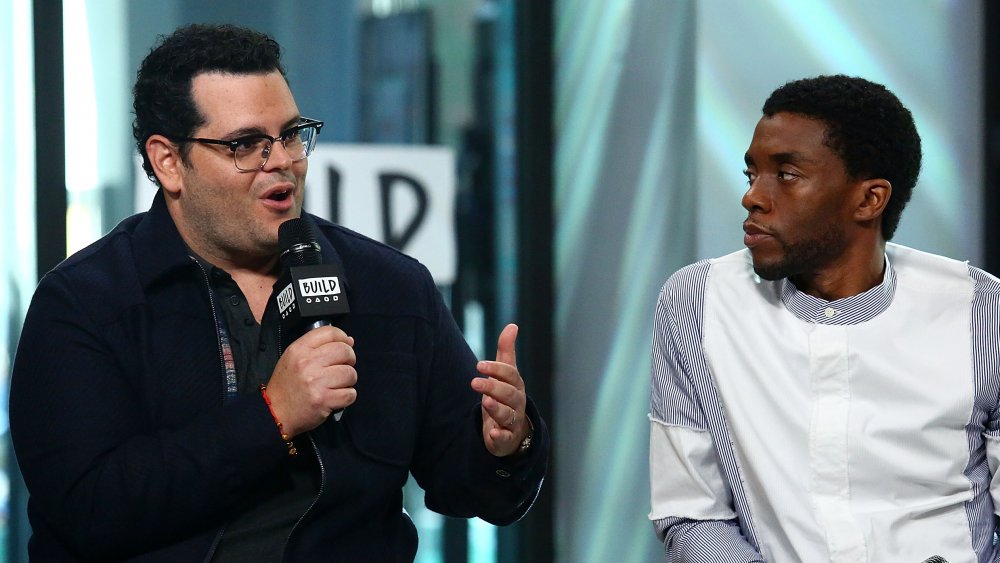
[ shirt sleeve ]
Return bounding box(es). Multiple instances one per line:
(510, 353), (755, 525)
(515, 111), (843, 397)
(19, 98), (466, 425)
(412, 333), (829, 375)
(657, 519), (766, 562)
(648, 263), (764, 561)
(969, 266), (1000, 517)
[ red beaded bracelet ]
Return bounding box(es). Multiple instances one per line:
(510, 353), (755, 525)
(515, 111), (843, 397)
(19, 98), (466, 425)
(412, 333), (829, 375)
(260, 385), (297, 456)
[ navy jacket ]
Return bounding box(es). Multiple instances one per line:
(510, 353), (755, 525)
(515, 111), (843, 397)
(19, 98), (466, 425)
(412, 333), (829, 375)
(10, 192), (548, 562)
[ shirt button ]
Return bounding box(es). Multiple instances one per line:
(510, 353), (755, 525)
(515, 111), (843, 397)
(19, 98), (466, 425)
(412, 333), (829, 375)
(229, 296), (241, 306)
(243, 317), (255, 327)
(824, 307), (836, 318)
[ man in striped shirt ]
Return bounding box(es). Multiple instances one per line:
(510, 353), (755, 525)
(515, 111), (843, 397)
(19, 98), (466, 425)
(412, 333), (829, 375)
(648, 75), (1000, 562)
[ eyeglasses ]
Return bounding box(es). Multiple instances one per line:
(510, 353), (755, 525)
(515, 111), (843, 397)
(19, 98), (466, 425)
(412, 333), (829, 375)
(168, 118), (324, 172)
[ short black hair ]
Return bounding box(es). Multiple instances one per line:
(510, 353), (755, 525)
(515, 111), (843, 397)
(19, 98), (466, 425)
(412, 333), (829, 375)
(761, 75), (922, 240)
(132, 24), (287, 186)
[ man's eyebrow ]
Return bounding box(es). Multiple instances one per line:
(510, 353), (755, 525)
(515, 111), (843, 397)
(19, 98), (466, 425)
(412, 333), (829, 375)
(279, 116), (303, 132)
(218, 126), (267, 140)
(220, 117), (303, 140)
(770, 151), (815, 165)
(744, 151), (816, 166)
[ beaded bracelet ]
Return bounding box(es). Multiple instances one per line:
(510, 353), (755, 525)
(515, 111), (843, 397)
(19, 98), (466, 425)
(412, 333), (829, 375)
(260, 385), (297, 456)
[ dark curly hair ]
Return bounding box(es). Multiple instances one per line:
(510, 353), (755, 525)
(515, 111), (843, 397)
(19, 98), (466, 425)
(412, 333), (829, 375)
(132, 24), (287, 186)
(762, 75), (922, 240)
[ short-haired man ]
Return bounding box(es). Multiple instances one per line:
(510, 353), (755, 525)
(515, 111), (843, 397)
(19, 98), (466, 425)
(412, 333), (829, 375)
(11, 24), (547, 562)
(648, 75), (999, 561)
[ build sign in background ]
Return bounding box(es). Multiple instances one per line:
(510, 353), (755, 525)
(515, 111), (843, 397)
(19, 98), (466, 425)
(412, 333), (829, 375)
(304, 144), (456, 285)
(135, 144), (457, 285)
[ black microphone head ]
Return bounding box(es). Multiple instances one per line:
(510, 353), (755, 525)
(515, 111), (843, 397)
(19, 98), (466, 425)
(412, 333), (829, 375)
(279, 217), (323, 267)
(273, 215), (350, 331)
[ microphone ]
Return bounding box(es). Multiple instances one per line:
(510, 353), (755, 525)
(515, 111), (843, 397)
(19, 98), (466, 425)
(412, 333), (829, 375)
(274, 216), (350, 332)
(920, 557), (948, 563)
(273, 216), (351, 420)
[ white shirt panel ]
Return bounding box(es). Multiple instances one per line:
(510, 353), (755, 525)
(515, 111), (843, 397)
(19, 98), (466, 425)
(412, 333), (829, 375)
(808, 324), (867, 562)
(848, 247), (976, 561)
(701, 251), (828, 561)
(648, 418), (736, 522)
(987, 434), (1000, 515)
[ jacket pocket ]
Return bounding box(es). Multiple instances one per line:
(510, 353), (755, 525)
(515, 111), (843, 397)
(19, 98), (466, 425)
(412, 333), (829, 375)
(344, 351), (418, 467)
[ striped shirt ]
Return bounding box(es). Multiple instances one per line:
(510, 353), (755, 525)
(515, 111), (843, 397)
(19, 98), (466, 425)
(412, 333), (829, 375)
(648, 243), (1000, 562)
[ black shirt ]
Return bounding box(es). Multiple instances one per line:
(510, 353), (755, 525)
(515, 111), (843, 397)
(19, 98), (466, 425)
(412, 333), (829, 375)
(199, 262), (319, 563)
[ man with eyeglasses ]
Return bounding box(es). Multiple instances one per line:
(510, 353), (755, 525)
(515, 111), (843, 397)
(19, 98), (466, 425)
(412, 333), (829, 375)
(10, 24), (548, 562)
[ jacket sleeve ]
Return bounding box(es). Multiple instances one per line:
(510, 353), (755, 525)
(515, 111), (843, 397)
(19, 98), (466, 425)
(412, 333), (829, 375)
(648, 269), (764, 562)
(9, 269), (293, 560)
(407, 265), (548, 525)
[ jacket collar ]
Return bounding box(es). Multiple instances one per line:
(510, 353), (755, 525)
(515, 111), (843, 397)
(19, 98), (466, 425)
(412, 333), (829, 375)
(132, 190), (199, 288)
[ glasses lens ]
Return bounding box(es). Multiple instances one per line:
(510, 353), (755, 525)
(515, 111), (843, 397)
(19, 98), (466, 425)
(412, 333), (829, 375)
(285, 125), (318, 162)
(234, 137), (270, 172)
(229, 122), (320, 171)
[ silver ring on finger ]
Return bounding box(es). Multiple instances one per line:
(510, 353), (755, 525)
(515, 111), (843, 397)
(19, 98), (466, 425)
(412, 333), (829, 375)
(507, 409), (517, 427)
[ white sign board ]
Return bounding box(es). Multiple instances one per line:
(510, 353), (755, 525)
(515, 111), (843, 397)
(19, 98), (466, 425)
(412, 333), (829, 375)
(134, 143), (457, 284)
(305, 144), (456, 285)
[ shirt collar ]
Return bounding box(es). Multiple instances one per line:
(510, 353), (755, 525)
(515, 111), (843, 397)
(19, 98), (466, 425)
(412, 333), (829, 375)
(780, 254), (896, 325)
(188, 252), (233, 287)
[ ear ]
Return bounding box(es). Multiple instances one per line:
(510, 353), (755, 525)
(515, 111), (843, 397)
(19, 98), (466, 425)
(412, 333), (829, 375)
(854, 178), (891, 223)
(145, 134), (186, 195)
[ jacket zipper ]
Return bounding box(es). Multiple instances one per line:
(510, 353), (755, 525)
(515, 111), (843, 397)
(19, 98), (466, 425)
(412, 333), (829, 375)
(280, 434), (326, 562)
(277, 324), (327, 562)
(192, 257), (229, 405)
(192, 258), (229, 563)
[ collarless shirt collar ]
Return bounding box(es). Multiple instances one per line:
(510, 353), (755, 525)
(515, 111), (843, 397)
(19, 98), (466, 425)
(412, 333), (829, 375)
(779, 255), (896, 325)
